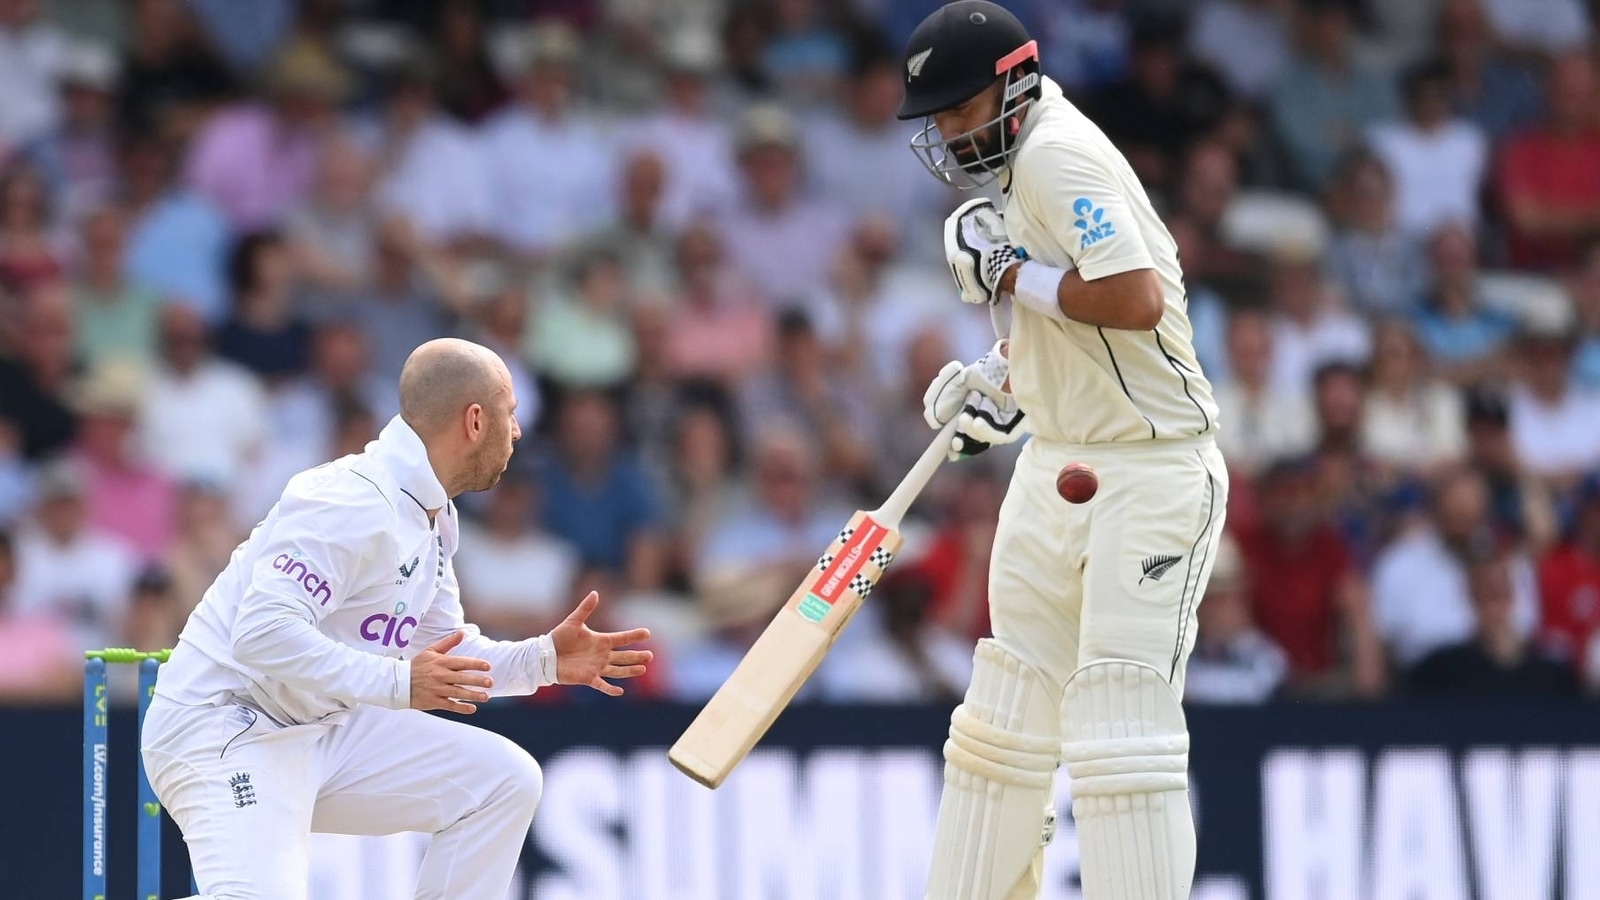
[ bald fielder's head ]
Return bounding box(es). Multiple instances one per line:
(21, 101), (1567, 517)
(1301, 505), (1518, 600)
(399, 338), (521, 498)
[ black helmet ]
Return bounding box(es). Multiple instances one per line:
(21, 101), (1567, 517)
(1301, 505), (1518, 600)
(897, 1), (1036, 120)
(896, 1), (1041, 188)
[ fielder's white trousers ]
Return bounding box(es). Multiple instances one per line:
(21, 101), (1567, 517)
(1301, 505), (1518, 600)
(140, 696), (542, 900)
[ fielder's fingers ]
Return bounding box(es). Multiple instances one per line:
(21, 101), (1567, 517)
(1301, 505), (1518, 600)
(451, 688), (491, 704)
(603, 665), (648, 680)
(426, 630), (466, 654)
(444, 697), (478, 714)
(441, 655), (492, 671)
(608, 649), (652, 667)
(447, 671), (494, 689)
(562, 591), (600, 626)
(590, 678), (623, 697)
(604, 628), (651, 647)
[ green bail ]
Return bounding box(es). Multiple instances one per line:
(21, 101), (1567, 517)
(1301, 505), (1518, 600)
(85, 648), (173, 664)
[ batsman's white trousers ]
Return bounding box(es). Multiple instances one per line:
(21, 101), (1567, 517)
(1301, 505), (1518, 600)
(993, 434), (1227, 695)
(927, 434), (1227, 900)
(140, 696), (541, 900)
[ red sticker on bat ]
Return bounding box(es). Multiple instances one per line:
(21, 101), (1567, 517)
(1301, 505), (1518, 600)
(809, 516), (887, 605)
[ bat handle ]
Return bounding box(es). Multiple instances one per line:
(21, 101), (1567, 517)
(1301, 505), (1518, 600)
(989, 302), (1009, 340)
(873, 417), (961, 527)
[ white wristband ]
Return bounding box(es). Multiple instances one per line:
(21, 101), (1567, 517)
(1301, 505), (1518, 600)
(1011, 261), (1070, 322)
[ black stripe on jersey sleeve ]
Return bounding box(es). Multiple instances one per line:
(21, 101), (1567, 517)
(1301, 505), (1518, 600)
(1154, 331), (1211, 434)
(1098, 326), (1158, 439)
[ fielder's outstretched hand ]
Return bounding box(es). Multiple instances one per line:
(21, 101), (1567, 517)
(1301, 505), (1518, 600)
(550, 591), (653, 697)
(410, 630), (493, 714)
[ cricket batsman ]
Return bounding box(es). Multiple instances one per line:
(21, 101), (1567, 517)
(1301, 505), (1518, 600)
(139, 338), (653, 899)
(900, 3), (1227, 898)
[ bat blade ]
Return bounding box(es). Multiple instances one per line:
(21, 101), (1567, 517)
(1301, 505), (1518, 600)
(668, 510), (901, 788)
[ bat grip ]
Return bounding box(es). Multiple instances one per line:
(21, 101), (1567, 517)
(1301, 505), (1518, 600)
(874, 417), (961, 527)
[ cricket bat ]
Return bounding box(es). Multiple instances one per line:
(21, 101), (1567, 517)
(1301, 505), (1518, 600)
(669, 418), (962, 788)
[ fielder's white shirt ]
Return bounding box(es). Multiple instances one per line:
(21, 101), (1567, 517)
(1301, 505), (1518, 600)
(1001, 77), (1220, 446)
(156, 416), (557, 726)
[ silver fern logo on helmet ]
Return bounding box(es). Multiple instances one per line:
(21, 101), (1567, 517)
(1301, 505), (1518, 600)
(907, 48), (933, 79)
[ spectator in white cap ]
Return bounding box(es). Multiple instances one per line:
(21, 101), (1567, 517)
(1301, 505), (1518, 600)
(481, 21), (618, 259)
(66, 359), (176, 561)
(623, 27), (740, 230)
(1508, 316), (1600, 487)
(716, 103), (850, 308)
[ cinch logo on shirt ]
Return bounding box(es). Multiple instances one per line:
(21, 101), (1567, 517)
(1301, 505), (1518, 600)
(272, 552), (333, 606)
(361, 613), (418, 648)
(1073, 197), (1115, 249)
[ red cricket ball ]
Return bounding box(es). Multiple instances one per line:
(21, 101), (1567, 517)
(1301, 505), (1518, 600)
(1056, 462), (1099, 504)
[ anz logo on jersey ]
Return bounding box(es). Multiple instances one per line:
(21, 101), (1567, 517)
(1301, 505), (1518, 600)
(1073, 197), (1116, 250)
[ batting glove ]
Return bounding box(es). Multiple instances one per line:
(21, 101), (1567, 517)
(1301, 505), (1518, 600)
(944, 197), (1027, 307)
(922, 340), (1028, 461)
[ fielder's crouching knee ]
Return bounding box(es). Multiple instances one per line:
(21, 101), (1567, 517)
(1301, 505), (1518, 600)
(494, 738), (544, 812)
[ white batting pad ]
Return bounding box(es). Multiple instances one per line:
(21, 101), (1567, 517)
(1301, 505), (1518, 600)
(1061, 659), (1196, 900)
(926, 639), (1062, 900)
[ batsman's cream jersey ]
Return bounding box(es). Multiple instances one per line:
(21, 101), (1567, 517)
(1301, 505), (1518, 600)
(155, 416), (556, 726)
(1001, 76), (1219, 446)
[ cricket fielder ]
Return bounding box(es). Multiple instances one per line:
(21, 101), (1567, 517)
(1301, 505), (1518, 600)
(899, 3), (1227, 898)
(139, 338), (653, 899)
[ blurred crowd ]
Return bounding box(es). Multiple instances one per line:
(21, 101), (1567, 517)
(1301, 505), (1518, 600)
(2, 0), (1599, 708)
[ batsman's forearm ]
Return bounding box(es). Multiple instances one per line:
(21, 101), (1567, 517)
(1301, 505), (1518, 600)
(1002, 262), (1163, 331)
